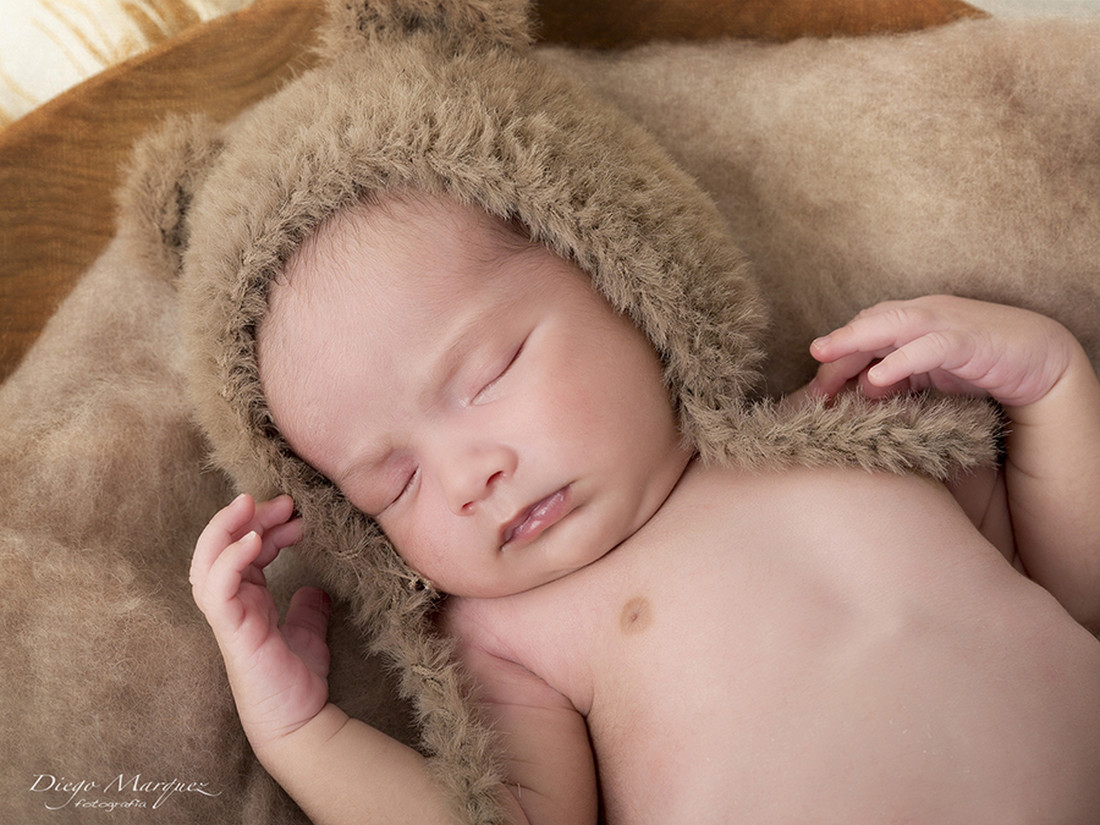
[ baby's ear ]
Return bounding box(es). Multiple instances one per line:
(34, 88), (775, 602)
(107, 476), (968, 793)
(116, 113), (225, 281)
(316, 0), (533, 54)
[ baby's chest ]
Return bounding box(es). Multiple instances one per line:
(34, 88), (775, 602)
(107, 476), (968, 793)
(494, 535), (901, 820)
(459, 469), (1100, 823)
(494, 515), (892, 728)
(516, 548), (1088, 825)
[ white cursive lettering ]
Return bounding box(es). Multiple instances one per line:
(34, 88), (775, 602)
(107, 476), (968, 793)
(29, 771), (222, 811)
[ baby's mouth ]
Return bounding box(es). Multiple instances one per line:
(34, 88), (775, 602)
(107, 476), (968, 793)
(500, 486), (571, 548)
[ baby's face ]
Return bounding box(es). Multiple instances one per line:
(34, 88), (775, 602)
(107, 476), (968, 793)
(260, 194), (692, 598)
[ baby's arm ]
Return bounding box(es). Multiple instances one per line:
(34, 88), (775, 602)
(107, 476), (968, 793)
(446, 615), (599, 825)
(190, 494), (457, 824)
(808, 296), (1100, 629)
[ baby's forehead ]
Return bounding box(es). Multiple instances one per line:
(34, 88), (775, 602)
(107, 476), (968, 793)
(271, 192), (561, 340)
(292, 191), (530, 279)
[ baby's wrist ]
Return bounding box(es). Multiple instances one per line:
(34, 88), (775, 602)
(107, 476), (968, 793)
(1002, 337), (1097, 425)
(251, 703), (351, 768)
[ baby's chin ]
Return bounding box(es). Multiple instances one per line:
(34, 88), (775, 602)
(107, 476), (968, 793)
(399, 487), (665, 599)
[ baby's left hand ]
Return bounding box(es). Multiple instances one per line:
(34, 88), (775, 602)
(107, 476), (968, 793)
(807, 295), (1077, 410)
(190, 494), (330, 750)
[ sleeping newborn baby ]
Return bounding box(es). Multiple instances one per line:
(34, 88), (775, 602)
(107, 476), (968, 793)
(191, 189), (1100, 824)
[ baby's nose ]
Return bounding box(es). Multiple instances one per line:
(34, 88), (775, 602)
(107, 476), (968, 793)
(441, 444), (515, 516)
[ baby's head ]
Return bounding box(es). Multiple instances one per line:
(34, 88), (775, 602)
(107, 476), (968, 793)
(257, 191), (693, 598)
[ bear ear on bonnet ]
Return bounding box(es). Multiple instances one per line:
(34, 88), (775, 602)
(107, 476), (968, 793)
(112, 0), (534, 287)
(115, 112), (225, 282)
(317, 0), (535, 54)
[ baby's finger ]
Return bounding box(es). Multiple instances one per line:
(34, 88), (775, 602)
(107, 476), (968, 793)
(191, 493), (257, 585)
(204, 530), (266, 605)
(284, 587), (331, 641)
(193, 495), (297, 577)
(252, 495), (297, 533)
(236, 496), (299, 567)
(866, 330), (973, 389)
(811, 303), (934, 362)
(254, 517), (304, 568)
(809, 350), (880, 398)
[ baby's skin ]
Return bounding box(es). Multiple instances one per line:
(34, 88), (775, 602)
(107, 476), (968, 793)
(191, 194), (1100, 824)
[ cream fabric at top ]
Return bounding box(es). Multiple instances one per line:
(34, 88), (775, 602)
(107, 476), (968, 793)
(4, 0), (1100, 127)
(0, 0), (250, 126)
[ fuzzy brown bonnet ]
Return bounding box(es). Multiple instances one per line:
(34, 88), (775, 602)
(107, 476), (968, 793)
(173, 0), (998, 820)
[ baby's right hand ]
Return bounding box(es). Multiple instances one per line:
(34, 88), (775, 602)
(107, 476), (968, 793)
(190, 494), (331, 751)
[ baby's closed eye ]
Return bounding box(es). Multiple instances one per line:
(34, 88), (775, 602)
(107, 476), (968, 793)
(471, 336), (527, 405)
(355, 454), (419, 516)
(388, 464), (420, 508)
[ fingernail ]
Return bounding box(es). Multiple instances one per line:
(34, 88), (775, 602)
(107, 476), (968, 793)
(811, 335), (830, 350)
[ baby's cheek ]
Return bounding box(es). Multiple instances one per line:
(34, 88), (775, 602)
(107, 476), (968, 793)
(385, 499), (454, 577)
(386, 524), (435, 581)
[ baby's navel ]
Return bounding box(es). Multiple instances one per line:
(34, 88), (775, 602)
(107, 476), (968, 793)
(619, 597), (652, 635)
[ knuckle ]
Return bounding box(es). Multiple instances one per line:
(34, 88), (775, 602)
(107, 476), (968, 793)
(886, 303), (927, 329)
(922, 329), (955, 353)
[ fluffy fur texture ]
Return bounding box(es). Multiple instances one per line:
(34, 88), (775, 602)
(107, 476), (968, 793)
(6, 1), (1100, 822)
(0, 232), (280, 822)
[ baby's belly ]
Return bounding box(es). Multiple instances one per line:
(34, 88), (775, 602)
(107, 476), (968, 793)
(577, 468), (1100, 825)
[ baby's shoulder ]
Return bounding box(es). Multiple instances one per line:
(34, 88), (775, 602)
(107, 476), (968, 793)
(438, 593), (537, 664)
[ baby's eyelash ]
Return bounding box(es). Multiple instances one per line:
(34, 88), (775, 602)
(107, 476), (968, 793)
(474, 337), (527, 402)
(377, 467), (418, 516)
(395, 466), (419, 503)
(495, 342), (524, 382)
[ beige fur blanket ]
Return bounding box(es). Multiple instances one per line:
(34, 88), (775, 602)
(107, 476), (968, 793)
(3, 8), (1098, 823)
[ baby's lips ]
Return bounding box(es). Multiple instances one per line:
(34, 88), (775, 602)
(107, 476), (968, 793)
(500, 486), (571, 548)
